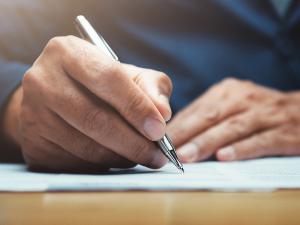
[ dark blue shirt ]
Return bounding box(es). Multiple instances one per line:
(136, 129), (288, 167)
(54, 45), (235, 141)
(0, 0), (300, 160)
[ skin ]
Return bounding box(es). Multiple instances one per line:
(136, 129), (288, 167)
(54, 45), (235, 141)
(3, 35), (173, 172)
(167, 78), (300, 163)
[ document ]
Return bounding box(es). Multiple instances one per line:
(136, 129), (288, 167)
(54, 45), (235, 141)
(1, 157), (300, 192)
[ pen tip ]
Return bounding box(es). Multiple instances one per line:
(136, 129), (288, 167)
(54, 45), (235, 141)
(180, 168), (184, 173)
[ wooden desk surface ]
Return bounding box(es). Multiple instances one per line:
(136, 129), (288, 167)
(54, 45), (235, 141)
(1, 191), (300, 225)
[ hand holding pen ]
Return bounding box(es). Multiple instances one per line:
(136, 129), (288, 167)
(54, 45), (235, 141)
(10, 13), (183, 172)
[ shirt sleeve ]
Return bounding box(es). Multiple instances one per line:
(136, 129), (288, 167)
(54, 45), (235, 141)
(0, 58), (29, 162)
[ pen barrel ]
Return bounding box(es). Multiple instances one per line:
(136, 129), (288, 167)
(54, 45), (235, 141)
(75, 15), (118, 60)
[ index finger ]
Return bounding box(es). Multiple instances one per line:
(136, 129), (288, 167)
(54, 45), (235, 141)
(51, 36), (166, 141)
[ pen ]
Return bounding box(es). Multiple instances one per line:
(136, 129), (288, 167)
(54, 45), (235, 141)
(75, 15), (184, 173)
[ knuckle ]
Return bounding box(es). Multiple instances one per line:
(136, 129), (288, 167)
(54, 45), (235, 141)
(123, 93), (150, 119)
(220, 77), (239, 87)
(83, 108), (105, 131)
(242, 88), (260, 102)
(244, 90), (259, 101)
(192, 138), (209, 156)
(158, 72), (173, 96)
(82, 108), (113, 140)
(45, 36), (66, 54)
(44, 36), (79, 60)
(203, 104), (221, 123)
(64, 35), (78, 43)
(22, 69), (40, 91)
(131, 141), (154, 165)
(226, 117), (247, 137)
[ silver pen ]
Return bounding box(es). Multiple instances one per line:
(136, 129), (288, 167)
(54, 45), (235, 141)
(75, 15), (184, 173)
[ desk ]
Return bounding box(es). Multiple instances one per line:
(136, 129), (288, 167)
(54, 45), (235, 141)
(1, 191), (299, 225)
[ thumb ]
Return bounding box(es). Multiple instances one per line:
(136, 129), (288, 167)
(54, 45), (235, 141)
(124, 64), (173, 121)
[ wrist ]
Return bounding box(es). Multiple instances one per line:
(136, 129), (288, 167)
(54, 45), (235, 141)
(2, 86), (23, 146)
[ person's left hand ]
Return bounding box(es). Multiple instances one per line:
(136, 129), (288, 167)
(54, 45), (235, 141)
(167, 78), (300, 163)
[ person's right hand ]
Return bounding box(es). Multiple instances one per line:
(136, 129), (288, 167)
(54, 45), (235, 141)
(4, 36), (173, 172)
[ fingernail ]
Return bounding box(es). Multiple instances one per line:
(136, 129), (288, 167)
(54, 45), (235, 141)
(159, 95), (172, 122)
(218, 146), (236, 161)
(143, 117), (165, 141)
(178, 143), (198, 162)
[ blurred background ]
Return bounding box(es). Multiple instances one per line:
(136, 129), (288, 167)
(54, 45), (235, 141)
(0, 0), (299, 112)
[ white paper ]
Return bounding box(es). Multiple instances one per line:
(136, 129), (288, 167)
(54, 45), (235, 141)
(1, 157), (300, 192)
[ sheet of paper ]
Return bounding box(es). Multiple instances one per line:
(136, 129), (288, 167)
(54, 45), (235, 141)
(1, 157), (300, 192)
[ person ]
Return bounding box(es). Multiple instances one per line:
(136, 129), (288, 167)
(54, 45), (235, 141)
(0, 0), (299, 172)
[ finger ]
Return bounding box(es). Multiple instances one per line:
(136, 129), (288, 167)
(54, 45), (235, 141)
(177, 108), (285, 162)
(45, 73), (167, 169)
(123, 64), (173, 121)
(216, 125), (300, 161)
(40, 108), (136, 169)
(49, 36), (166, 141)
(167, 80), (248, 147)
(22, 135), (109, 173)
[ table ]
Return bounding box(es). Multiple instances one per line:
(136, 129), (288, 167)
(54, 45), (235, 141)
(1, 191), (299, 225)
